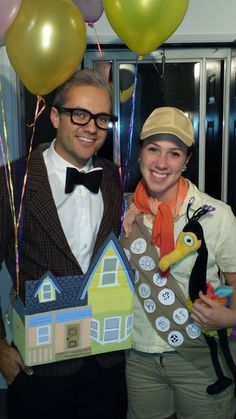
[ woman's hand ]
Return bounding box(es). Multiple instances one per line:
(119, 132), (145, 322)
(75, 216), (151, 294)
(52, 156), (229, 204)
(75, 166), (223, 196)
(191, 291), (236, 330)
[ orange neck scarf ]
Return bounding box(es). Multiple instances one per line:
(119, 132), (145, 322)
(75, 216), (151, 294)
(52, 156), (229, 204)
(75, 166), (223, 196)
(130, 176), (188, 274)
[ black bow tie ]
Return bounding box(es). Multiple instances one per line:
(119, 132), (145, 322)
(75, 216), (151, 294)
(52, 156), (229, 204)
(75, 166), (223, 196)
(65, 167), (103, 194)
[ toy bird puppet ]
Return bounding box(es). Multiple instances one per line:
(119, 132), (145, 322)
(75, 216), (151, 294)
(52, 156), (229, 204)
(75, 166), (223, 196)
(159, 198), (236, 395)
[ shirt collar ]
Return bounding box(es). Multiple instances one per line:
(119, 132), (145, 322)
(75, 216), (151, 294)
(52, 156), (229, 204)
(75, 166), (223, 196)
(179, 180), (207, 217)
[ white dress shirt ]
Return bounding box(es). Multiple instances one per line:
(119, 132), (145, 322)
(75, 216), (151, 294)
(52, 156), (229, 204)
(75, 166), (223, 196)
(43, 140), (104, 273)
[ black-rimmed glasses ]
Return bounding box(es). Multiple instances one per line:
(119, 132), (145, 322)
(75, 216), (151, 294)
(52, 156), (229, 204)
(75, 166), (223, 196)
(55, 107), (118, 130)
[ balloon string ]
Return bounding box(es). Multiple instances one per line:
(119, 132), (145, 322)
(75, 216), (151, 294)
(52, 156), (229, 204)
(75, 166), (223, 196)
(152, 60), (162, 76)
(87, 25), (123, 185)
(114, 123), (122, 182)
(26, 95), (46, 129)
(17, 94), (45, 227)
(89, 23), (103, 58)
(123, 58), (138, 190)
(15, 95), (45, 294)
(0, 134), (15, 216)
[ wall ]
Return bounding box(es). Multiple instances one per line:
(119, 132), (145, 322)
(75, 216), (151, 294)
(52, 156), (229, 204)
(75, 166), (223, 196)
(87, 0), (236, 45)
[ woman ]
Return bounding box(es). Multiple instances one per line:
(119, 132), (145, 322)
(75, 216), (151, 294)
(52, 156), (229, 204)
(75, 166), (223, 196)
(121, 107), (236, 419)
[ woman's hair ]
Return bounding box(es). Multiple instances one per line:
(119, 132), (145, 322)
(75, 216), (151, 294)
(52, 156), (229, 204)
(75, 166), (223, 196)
(53, 68), (112, 108)
(139, 138), (194, 157)
(187, 145), (194, 156)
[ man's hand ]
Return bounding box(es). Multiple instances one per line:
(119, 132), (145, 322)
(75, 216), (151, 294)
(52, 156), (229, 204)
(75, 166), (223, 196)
(0, 339), (25, 385)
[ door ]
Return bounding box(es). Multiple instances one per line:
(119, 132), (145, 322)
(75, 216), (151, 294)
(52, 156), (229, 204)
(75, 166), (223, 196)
(66, 324), (80, 349)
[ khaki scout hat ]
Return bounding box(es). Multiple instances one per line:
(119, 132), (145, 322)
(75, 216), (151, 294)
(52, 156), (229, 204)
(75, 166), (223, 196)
(140, 107), (194, 147)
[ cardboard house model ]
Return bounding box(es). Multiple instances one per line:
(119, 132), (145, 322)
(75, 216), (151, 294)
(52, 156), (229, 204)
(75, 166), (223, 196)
(12, 232), (135, 366)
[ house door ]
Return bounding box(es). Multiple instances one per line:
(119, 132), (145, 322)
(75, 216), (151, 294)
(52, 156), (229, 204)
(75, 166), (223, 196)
(66, 324), (80, 349)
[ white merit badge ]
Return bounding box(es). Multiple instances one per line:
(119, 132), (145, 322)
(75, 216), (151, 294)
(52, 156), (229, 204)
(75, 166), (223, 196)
(139, 256), (155, 271)
(158, 288), (175, 305)
(130, 238), (147, 254)
(153, 272), (167, 287)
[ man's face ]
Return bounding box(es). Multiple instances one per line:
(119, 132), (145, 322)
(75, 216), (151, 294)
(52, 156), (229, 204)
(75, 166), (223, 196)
(51, 84), (111, 168)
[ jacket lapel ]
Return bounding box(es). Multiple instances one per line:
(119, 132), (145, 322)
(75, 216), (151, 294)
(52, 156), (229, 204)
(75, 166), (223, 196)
(25, 144), (79, 266)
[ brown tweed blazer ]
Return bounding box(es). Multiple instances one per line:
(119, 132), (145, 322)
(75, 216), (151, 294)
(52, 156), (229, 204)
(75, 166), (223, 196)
(0, 143), (124, 376)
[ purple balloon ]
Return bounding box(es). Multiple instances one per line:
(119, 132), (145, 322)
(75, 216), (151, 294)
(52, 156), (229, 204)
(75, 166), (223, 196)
(0, 0), (22, 38)
(73, 0), (103, 24)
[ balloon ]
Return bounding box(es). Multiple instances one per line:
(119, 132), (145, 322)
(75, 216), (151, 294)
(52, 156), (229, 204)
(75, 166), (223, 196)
(6, 0), (87, 95)
(0, 0), (22, 38)
(103, 0), (190, 55)
(109, 64), (135, 103)
(73, 0), (103, 24)
(119, 64), (135, 103)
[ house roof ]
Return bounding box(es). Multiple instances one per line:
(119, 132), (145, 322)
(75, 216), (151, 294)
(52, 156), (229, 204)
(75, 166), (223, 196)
(21, 232), (134, 315)
(80, 232), (135, 299)
(25, 273), (86, 315)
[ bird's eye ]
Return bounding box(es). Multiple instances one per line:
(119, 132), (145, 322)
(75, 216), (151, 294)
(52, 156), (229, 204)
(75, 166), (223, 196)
(183, 234), (194, 247)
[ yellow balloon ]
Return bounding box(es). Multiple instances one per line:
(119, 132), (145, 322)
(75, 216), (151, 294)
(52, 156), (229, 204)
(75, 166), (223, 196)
(103, 0), (189, 55)
(120, 84), (134, 103)
(6, 0), (87, 95)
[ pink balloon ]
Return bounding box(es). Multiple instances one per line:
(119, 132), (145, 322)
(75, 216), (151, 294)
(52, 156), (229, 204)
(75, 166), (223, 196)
(0, 0), (22, 37)
(73, 0), (103, 23)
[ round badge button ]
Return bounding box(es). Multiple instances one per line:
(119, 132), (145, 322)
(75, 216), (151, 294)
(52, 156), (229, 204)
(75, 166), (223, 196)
(158, 288), (175, 305)
(153, 272), (167, 287)
(139, 256), (155, 271)
(138, 283), (151, 298)
(124, 248), (131, 261)
(167, 331), (184, 347)
(130, 238), (147, 254)
(155, 316), (170, 332)
(186, 323), (201, 339)
(173, 308), (189, 325)
(144, 298), (156, 313)
(134, 269), (140, 284)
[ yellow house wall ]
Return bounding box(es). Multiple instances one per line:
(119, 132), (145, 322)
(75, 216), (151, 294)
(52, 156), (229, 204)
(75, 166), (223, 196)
(88, 246), (133, 312)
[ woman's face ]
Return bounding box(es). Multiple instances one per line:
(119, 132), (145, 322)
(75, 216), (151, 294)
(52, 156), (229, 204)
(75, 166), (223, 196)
(139, 138), (190, 203)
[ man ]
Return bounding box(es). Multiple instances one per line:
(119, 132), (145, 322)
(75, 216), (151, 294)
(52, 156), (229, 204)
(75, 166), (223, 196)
(0, 69), (126, 419)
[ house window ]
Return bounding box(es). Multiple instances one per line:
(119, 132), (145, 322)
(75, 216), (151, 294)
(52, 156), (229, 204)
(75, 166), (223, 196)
(91, 319), (99, 341)
(37, 326), (50, 345)
(126, 315), (133, 336)
(100, 257), (118, 287)
(41, 282), (53, 302)
(104, 317), (120, 342)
